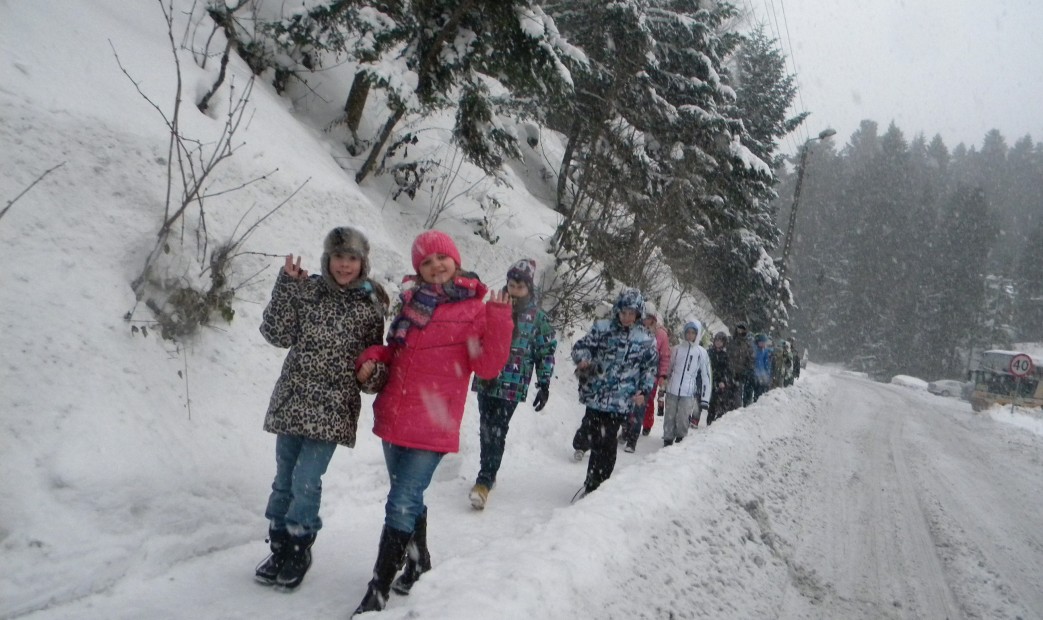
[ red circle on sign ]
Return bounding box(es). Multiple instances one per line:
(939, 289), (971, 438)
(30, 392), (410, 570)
(1009, 353), (1034, 378)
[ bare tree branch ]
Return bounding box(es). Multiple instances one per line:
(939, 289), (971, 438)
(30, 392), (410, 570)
(0, 162), (65, 223)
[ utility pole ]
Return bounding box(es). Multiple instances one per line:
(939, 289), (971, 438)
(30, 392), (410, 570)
(773, 128), (836, 332)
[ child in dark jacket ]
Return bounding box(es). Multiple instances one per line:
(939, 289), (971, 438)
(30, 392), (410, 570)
(707, 331), (733, 424)
(255, 226), (388, 589)
(468, 258), (557, 510)
(352, 230), (513, 615)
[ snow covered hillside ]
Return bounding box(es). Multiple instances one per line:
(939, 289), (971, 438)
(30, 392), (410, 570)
(3, 3), (1043, 620)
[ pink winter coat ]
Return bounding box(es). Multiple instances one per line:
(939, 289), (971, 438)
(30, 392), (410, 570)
(357, 278), (513, 453)
(654, 324), (671, 379)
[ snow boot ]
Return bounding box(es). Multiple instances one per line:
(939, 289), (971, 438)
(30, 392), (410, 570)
(468, 483), (490, 510)
(274, 532), (316, 589)
(663, 438), (674, 447)
(353, 526), (411, 615)
(392, 513), (431, 595)
(254, 527), (291, 585)
(572, 449), (586, 462)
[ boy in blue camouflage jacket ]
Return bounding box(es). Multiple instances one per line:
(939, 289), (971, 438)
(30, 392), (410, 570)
(570, 288), (658, 497)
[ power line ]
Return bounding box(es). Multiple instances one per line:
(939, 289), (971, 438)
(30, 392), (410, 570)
(777, 0), (812, 144)
(755, 0), (794, 155)
(745, 0), (820, 157)
(758, 0), (805, 153)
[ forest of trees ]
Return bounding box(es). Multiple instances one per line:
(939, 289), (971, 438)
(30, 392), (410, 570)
(209, 0), (804, 329)
(779, 122), (1043, 380)
(200, 0), (1041, 382)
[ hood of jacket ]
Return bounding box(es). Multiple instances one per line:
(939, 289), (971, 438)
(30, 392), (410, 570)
(681, 320), (703, 344)
(611, 288), (645, 325)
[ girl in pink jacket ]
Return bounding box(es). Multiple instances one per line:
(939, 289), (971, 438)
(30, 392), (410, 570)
(352, 230), (512, 615)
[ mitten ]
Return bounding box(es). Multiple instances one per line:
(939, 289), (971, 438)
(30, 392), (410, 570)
(532, 385), (550, 412)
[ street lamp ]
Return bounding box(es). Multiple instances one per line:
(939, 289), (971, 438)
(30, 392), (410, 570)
(775, 128), (836, 329)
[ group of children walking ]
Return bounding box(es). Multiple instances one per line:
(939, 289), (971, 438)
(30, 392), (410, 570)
(252, 225), (755, 615)
(254, 226), (562, 615)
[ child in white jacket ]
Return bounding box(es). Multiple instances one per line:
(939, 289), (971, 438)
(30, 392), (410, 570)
(662, 321), (711, 445)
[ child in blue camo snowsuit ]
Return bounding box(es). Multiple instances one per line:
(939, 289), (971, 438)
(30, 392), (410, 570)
(570, 288), (658, 496)
(468, 259), (557, 510)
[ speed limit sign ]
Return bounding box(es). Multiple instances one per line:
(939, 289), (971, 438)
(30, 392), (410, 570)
(1009, 353), (1034, 378)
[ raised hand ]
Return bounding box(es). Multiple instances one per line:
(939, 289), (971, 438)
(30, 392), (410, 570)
(284, 254), (309, 280)
(487, 288), (510, 305)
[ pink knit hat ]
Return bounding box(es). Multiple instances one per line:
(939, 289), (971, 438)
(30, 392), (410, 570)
(411, 230), (462, 272)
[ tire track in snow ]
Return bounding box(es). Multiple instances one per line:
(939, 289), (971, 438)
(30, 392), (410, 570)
(890, 391), (1043, 619)
(775, 374), (963, 619)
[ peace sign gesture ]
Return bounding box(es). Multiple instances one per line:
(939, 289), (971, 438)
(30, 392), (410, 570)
(283, 254), (309, 280)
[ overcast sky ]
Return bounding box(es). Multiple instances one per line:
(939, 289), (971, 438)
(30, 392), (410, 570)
(743, 0), (1043, 153)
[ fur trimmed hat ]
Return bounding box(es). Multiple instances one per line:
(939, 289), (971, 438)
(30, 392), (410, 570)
(411, 230), (461, 273)
(322, 226), (370, 286)
(506, 258), (536, 290)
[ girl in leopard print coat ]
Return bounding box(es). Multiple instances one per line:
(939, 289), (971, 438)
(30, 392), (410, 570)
(254, 226), (388, 590)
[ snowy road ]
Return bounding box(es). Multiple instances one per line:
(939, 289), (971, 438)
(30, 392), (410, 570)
(773, 374), (1043, 619)
(10, 370), (1043, 620)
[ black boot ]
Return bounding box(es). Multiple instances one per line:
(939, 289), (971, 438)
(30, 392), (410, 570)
(254, 527), (291, 585)
(353, 526), (411, 615)
(274, 532), (316, 589)
(392, 512), (431, 595)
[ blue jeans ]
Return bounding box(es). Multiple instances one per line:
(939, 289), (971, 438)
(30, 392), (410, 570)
(382, 441), (444, 533)
(476, 393), (519, 488)
(265, 434), (337, 536)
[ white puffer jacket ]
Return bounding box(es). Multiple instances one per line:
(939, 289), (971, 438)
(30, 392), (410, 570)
(664, 321), (712, 407)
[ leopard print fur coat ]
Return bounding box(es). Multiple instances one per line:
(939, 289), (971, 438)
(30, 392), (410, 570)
(260, 271), (387, 447)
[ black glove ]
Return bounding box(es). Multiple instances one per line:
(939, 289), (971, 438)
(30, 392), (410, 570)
(532, 385), (550, 412)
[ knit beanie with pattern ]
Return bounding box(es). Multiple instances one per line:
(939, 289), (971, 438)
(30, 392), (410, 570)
(411, 230), (461, 273)
(506, 258), (536, 290)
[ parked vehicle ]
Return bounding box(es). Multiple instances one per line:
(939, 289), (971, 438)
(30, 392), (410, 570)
(969, 350), (1043, 412)
(891, 375), (928, 391)
(927, 379), (969, 399)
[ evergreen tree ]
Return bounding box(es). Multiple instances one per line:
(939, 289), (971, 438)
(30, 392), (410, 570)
(907, 134), (960, 375)
(1014, 219), (1043, 341)
(546, 0), (790, 326)
(846, 123), (917, 375)
(351, 0), (584, 182)
(935, 186), (996, 373)
(731, 26), (808, 170)
(636, 1), (782, 325)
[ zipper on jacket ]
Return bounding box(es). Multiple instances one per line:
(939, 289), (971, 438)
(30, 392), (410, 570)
(676, 342), (694, 394)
